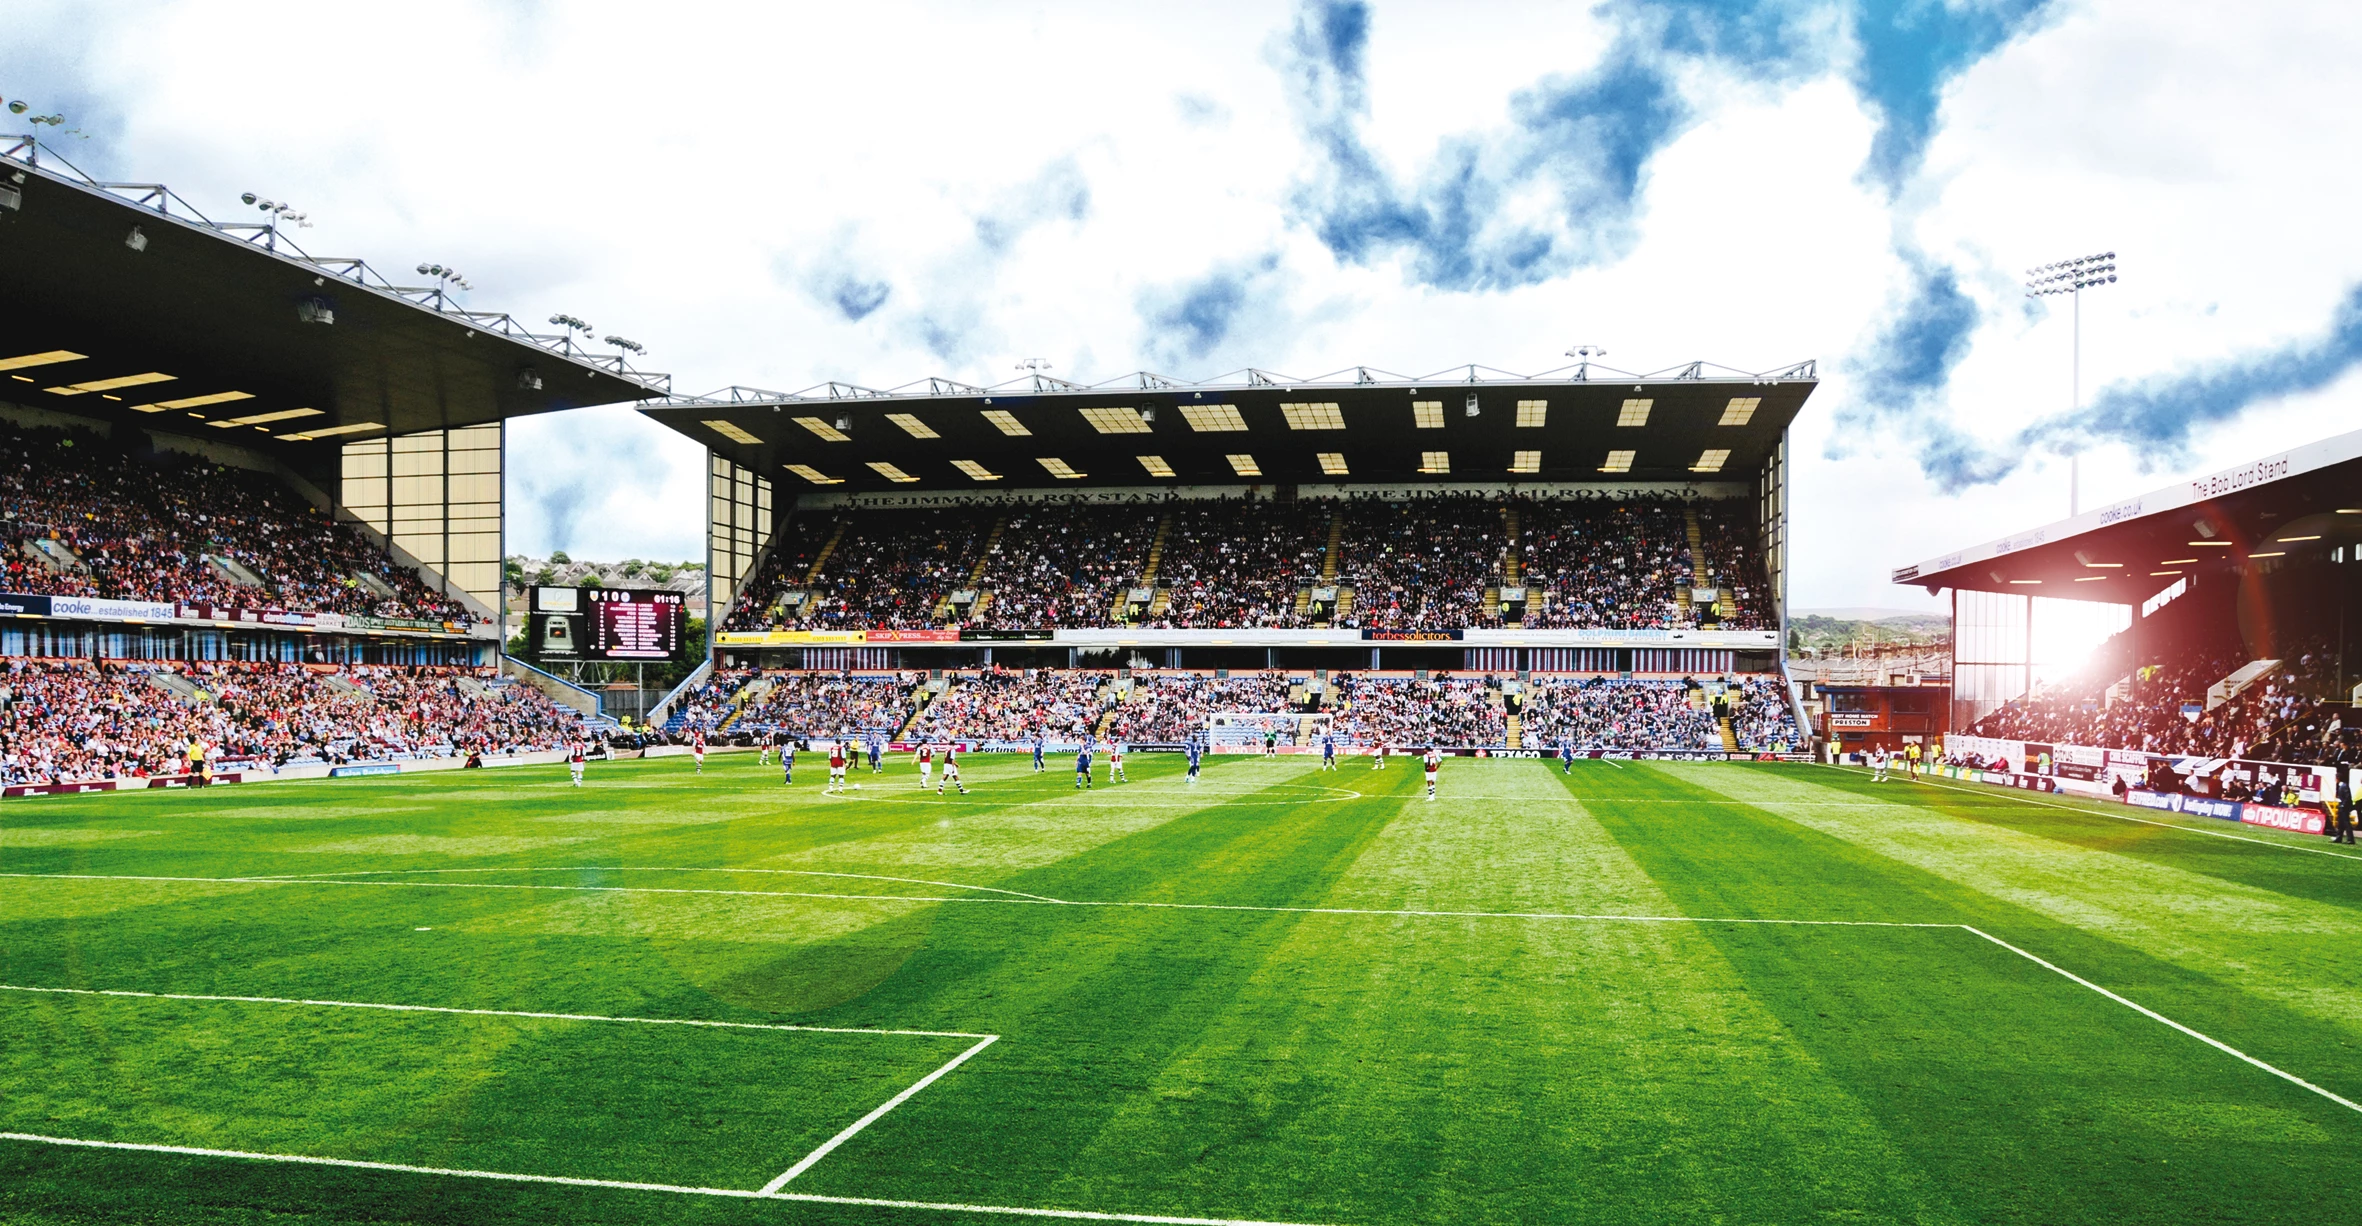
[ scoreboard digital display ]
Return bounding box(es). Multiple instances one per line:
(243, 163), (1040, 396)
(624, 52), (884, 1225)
(525, 587), (687, 662)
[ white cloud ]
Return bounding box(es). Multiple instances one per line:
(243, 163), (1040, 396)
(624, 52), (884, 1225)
(21, 0), (2362, 609)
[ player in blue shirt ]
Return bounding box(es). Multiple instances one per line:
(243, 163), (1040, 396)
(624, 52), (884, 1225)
(1033, 734), (1047, 773)
(867, 733), (884, 774)
(1321, 732), (1337, 771)
(1186, 736), (1203, 782)
(781, 740), (796, 785)
(1559, 739), (1576, 774)
(1075, 743), (1094, 789)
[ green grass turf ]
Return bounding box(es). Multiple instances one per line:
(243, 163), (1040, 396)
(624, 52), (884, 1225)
(2, 752), (2359, 1225)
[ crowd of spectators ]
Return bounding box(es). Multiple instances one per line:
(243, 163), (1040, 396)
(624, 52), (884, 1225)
(1333, 496), (1502, 630)
(665, 667), (759, 733)
(1330, 673), (1506, 748)
(1104, 672), (1298, 743)
(1725, 676), (1802, 750)
(1691, 501), (1770, 630)
(791, 510), (990, 630)
(903, 670), (1112, 743)
(734, 672), (921, 738)
(973, 506), (1161, 629)
(718, 493), (1769, 634)
(2, 421), (472, 622)
(1, 660), (581, 785)
(1966, 646), (2252, 754)
(1517, 498), (1693, 630)
(1149, 499), (1331, 629)
(1522, 678), (1721, 751)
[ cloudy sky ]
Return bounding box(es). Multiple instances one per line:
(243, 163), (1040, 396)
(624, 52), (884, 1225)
(13, 1), (2361, 612)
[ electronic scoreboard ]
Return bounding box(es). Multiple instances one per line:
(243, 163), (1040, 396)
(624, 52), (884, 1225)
(525, 586), (687, 662)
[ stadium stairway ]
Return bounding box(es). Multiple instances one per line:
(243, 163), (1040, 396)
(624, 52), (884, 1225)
(352, 571), (400, 600)
(1141, 512), (1175, 585)
(1680, 508), (1705, 619)
(23, 538), (82, 573)
(801, 519), (850, 586)
(2207, 658), (2283, 711)
(717, 676), (774, 734)
(145, 670), (211, 705)
(1717, 717), (1739, 753)
(894, 675), (948, 741)
(1501, 504), (1521, 582)
(1505, 712), (1522, 749)
(936, 513), (1008, 621)
(1320, 507), (1346, 581)
(205, 553), (268, 588)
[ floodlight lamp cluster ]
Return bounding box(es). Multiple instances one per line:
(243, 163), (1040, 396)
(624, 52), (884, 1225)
(548, 313), (594, 335)
(2025, 252), (2118, 297)
(416, 263), (471, 291)
(239, 191), (310, 228)
(603, 335), (645, 355)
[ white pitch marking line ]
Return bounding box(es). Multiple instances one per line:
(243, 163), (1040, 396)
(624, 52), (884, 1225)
(0, 1134), (1334, 1225)
(261, 865), (1066, 903)
(760, 1033), (1000, 1192)
(1839, 768), (2362, 862)
(0, 983), (989, 1040)
(0, 871), (1951, 927)
(1959, 925), (2362, 1116)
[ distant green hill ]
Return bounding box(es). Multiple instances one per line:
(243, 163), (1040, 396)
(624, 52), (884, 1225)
(1787, 611), (1950, 656)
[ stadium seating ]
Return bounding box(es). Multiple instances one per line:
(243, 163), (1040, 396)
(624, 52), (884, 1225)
(904, 670), (1113, 744)
(0, 660), (582, 786)
(1104, 672), (1298, 743)
(732, 672), (921, 738)
(721, 493), (1769, 633)
(1, 420), (475, 622)
(1520, 678), (1720, 751)
(1330, 674), (1508, 748)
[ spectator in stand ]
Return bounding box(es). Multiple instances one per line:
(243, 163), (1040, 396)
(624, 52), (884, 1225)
(1149, 499), (1331, 629)
(1333, 495), (1501, 631)
(1, 420), (473, 622)
(905, 670), (1111, 743)
(1330, 673), (1505, 748)
(1521, 678), (1721, 752)
(0, 659), (580, 786)
(972, 505), (1160, 629)
(734, 672), (919, 739)
(1104, 672), (1296, 743)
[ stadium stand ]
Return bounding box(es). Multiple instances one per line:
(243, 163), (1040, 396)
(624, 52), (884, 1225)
(904, 670), (1112, 744)
(975, 505), (1163, 629)
(1334, 496), (1502, 630)
(1520, 678), (1720, 752)
(1, 420), (475, 622)
(1331, 673), (1508, 748)
(1148, 498), (1332, 629)
(732, 672), (922, 738)
(0, 660), (582, 786)
(1104, 672), (1299, 743)
(719, 493), (1770, 634)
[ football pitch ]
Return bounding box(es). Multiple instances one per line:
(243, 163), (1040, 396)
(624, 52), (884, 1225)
(3, 753), (2359, 1225)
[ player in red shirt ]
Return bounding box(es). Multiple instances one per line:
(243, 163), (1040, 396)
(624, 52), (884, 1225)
(826, 743), (848, 794)
(938, 744), (968, 795)
(692, 730), (706, 775)
(917, 744), (935, 790)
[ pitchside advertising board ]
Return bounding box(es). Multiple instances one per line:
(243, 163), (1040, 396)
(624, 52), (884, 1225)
(527, 586), (686, 662)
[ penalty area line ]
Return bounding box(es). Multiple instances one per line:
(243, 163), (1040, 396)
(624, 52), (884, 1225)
(0, 1134), (1334, 1226)
(1959, 926), (2362, 1117)
(0, 982), (989, 1040)
(760, 1034), (999, 1192)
